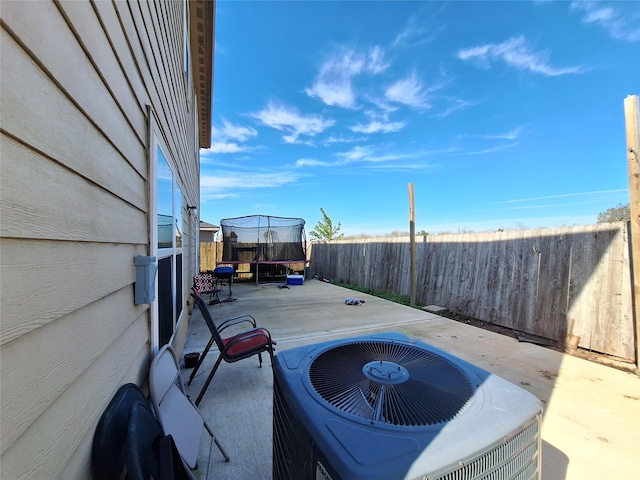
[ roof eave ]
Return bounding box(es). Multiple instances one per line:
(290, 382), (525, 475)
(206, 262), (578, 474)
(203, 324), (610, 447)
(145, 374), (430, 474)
(190, 0), (215, 149)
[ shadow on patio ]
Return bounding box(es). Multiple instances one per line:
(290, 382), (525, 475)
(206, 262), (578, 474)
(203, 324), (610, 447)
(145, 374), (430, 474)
(181, 279), (639, 480)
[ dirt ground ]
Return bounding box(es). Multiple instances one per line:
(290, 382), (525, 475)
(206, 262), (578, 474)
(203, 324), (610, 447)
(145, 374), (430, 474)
(435, 309), (638, 373)
(435, 310), (518, 338)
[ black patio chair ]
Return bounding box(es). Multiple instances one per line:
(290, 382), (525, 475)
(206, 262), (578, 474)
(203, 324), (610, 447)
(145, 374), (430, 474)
(93, 383), (147, 480)
(126, 400), (190, 480)
(92, 383), (192, 480)
(188, 287), (276, 406)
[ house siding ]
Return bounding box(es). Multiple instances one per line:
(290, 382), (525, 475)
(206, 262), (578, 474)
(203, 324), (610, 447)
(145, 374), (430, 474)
(0, 1), (210, 478)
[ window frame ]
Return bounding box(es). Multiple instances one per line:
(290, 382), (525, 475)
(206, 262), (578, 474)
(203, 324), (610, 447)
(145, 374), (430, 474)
(150, 137), (186, 354)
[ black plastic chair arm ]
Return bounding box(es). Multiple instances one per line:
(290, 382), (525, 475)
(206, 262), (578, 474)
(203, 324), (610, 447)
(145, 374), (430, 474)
(218, 314), (257, 332)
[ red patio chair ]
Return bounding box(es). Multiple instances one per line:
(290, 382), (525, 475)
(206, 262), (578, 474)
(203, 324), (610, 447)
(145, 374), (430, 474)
(188, 287), (276, 406)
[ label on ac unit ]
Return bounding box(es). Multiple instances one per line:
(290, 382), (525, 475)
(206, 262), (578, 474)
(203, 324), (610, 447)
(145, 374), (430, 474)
(316, 461), (333, 480)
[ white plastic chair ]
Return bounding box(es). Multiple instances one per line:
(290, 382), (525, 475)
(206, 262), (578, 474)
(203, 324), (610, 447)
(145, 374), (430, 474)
(149, 345), (230, 477)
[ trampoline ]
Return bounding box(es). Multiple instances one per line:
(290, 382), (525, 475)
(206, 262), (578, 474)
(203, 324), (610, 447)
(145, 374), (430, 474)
(218, 215), (307, 284)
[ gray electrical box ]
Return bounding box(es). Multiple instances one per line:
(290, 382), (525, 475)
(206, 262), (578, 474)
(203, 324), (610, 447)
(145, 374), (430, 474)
(134, 255), (157, 304)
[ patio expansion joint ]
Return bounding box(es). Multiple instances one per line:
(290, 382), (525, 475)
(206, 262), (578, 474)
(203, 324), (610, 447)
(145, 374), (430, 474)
(275, 315), (444, 346)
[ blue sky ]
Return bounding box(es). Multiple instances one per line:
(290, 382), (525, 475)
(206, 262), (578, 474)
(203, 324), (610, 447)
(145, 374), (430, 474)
(199, 0), (639, 236)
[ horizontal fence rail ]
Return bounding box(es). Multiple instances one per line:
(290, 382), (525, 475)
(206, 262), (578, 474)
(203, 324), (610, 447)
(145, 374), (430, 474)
(309, 223), (634, 361)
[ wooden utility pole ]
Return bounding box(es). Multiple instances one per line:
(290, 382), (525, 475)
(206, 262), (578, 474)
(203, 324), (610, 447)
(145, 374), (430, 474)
(409, 183), (416, 307)
(624, 95), (640, 372)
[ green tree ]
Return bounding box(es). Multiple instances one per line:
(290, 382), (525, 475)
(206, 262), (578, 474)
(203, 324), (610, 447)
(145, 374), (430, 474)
(597, 203), (630, 223)
(309, 208), (344, 241)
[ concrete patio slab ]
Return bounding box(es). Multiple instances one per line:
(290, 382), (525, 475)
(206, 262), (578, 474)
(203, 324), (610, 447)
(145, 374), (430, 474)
(182, 279), (640, 480)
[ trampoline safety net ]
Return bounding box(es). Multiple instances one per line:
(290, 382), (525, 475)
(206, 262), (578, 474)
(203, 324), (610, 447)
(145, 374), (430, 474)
(220, 215), (306, 263)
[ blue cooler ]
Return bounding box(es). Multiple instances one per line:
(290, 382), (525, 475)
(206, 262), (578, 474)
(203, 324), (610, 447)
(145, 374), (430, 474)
(286, 274), (304, 285)
(213, 266), (234, 276)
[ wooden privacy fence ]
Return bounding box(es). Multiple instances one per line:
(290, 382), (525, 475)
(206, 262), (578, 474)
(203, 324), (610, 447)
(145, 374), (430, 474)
(200, 241), (221, 272)
(310, 222), (634, 361)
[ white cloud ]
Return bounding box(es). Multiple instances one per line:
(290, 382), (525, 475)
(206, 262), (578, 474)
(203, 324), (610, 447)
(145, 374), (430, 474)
(336, 145), (374, 163)
(385, 71), (432, 109)
(364, 95), (401, 115)
(295, 158), (333, 168)
(496, 188), (629, 205)
(435, 98), (476, 118)
(457, 36), (585, 76)
(206, 142), (247, 154)
(200, 192), (238, 201)
(368, 162), (436, 171)
(365, 152), (420, 164)
(206, 120), (258, 154)
(367, 46), (390, 74)
(293, 144), (446, 172)
(282, 135), (317, 146)
(349, 120), (406, 134)
(305, 47), (365, 108)
(456, 127), (525, 142)
(482, 127), (524, 140)
(460, 143), (519, 156)
(323, 134), (364, 145)
(305, 78), (357, 109)
(306, 45), (391, 108)
(335, 145), (432, 166)
(392, 15), (440, 48)
(571, 1), (640, 42)
(157, 162), (173, 181)
(200, 170), (304, 199)
(218, 119), (257, 142)
(250, 101), (335, 143)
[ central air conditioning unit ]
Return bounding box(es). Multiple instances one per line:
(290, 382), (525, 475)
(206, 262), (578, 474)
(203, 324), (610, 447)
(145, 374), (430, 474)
(273, 332), (542, 480)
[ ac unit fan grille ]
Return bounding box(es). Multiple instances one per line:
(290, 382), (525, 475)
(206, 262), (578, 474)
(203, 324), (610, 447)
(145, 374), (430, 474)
(308, 341), (475, 426)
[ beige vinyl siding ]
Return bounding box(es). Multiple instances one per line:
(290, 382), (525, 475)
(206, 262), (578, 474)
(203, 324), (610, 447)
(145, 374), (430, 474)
(1, 0), (205, 477)
(2, 2), (147, 173)
(0, 30), (147, 202)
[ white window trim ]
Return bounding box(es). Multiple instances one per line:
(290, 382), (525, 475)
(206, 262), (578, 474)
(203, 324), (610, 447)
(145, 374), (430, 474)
(150, 135), (186, 355)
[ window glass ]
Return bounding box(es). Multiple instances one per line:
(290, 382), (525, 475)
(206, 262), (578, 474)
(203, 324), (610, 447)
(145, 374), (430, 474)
(158, 257), (174, 346)
(175, 254), (183, 321)
(175, 183), (182, 248)
(155, 145), (186, 349)
(157, 150), (173, 249)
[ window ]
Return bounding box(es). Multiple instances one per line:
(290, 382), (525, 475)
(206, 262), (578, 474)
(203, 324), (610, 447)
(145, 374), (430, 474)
(155, 147), (184, 348)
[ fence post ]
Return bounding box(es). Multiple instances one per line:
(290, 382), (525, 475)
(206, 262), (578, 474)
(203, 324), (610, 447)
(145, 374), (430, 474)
(409, 183), (416, 306)
(624, 95), (640, 372)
